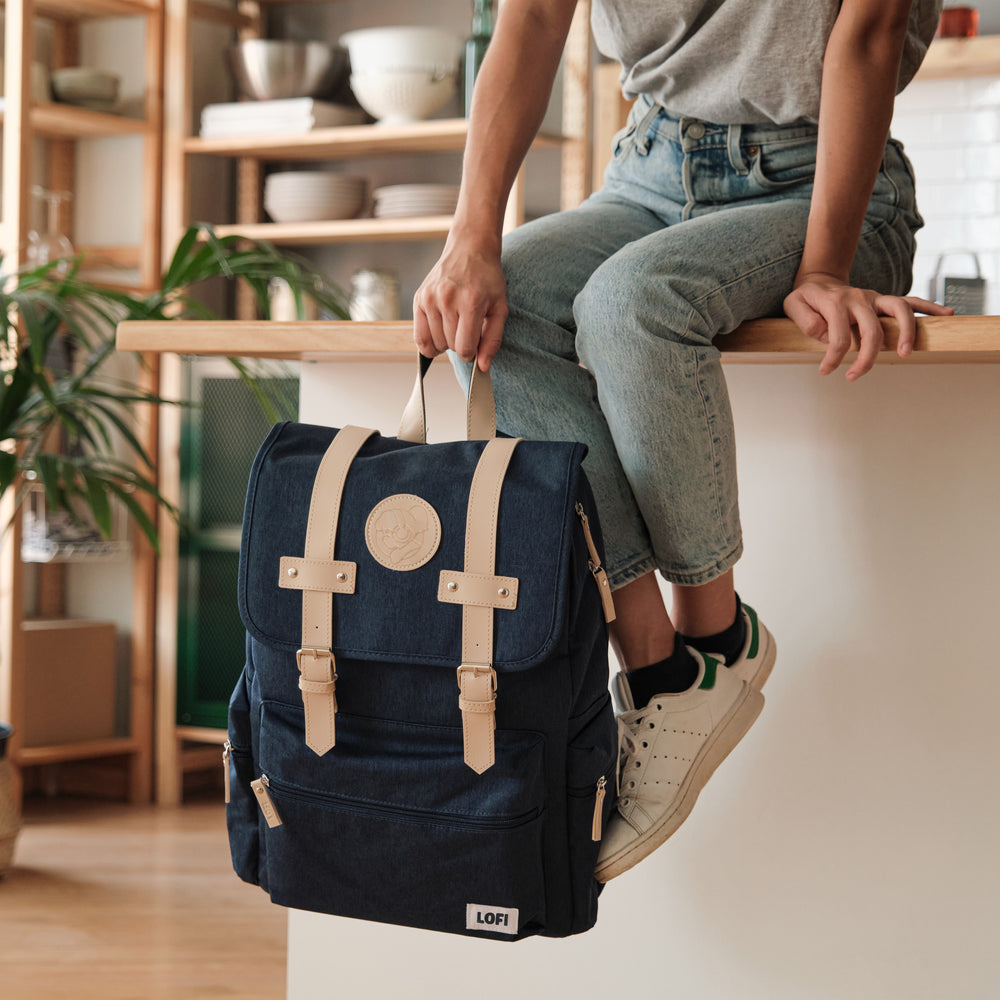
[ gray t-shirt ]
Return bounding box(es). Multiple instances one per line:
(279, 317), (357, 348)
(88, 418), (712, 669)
(591, 0), (942, 124)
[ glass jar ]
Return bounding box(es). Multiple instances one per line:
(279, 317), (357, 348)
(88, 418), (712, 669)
(349, 269), (401, 322)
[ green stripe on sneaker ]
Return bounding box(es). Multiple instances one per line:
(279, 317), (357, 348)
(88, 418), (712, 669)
(745, 604), (760, 659)
(698, 654), (720, 690)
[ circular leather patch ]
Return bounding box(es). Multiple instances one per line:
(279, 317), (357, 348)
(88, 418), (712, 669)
(365, 494), (442, 571)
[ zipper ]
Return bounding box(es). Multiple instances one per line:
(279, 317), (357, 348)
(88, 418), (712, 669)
(251, 773), (283, 829)
(222, 740), (232, 804)
(263, 772), (539, 832)
(591, 776), (607, 842)
(575, 502), (616, 624)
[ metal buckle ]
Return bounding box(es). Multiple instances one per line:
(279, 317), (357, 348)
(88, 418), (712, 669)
(296, 647), (337, 679)
(456, 664), (497, 694)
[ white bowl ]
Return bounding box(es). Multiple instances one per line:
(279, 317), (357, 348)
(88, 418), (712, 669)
(264, 174), (367, 222)
(339, 26), (462, 75)
(349, 70), (457, 125)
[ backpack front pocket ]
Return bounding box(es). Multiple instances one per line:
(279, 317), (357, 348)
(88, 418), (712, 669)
(256, 700), (548, 938)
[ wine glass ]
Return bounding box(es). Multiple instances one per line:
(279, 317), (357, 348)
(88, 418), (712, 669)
(26, 186), (74, 270)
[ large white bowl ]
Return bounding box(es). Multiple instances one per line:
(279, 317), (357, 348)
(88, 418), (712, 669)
(339, 26), (462, 75)
(349, 69), (456, 125)
(264, 172), (367, 222)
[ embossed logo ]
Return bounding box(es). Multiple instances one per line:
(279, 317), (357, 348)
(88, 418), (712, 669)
(365, 494), (441, 571)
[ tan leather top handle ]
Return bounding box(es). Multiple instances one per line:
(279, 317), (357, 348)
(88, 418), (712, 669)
(398, 353), (497, 444)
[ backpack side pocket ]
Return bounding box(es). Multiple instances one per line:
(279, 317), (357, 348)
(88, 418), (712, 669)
(566, 692), (617, 933)
(226, 664), (262, 886)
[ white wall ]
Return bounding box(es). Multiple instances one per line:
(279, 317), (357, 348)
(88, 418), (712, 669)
(289, 358), (1000, 1000)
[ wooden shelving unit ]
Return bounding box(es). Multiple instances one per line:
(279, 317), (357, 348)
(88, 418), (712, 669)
(0, 0), (163, 808)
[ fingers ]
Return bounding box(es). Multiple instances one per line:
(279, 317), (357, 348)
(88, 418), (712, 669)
(477, 302), (508, 372)
(818, 307), (854, 376)
(454, 303), (488, 365)
(845, 305), (884, 381)
(412, 294), (449, 358)
(902, 295), (954, 317)
(876, 295), (916, 358)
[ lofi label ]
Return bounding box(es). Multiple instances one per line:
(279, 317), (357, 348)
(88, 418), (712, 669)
(466, 903), (519, 935)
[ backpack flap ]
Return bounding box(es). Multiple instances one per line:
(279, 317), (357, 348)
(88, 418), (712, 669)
(238, 421), (589, 675)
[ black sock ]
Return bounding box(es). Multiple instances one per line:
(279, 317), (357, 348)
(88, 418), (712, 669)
(626, 641), (699, 706)
(683, 594), (747, 665)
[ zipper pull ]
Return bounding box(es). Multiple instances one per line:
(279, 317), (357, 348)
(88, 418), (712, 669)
(250, 774), (283, 829)
(592, 776), (607, 842)
(222, 740), (232, 804)
(575, 502), (616, 624)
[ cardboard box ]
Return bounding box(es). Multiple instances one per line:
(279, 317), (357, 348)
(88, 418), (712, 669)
(22, 619), (117, 748)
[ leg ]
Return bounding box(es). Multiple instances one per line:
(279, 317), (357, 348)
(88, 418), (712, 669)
(452, 195), (668, 588)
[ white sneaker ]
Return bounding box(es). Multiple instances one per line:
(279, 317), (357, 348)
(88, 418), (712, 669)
(722, 604), (776, 691)
(595, 649), (764, 883)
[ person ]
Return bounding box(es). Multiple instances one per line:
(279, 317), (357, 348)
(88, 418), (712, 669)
(413, 0), (952, 881)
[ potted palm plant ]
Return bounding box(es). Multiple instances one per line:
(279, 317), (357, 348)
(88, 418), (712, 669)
(1, 223), (348, 547)
(0, 224), (348, 869)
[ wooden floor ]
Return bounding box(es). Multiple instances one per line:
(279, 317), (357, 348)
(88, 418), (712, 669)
(0, 796), (287, 999)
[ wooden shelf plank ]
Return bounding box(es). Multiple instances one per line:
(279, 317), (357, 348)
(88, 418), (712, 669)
(212, 215), (453, 246)
(12, 0), (157, 20)
(17, 736), (140, 767)
(185, 119), (565, 161)
(0, 102), (149, 139)
(177, 725), (227, 745)
(917, 35), (1000, 80)
(115, 316), (1000, 364)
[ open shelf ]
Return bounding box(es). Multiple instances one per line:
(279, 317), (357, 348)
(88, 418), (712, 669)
(116, 316), (1000, 364)
(186, 119), (565, 161)
(5, 0), (157, 19)
(16, 736), (140, 767)
(0, 102), (149, 138)
(212, 214), (454, 246)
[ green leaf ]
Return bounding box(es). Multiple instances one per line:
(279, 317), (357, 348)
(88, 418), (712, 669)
(83, 471), (113, 539)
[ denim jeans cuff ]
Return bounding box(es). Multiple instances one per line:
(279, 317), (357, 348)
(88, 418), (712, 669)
(657, 538), (744, 587)
(607, 553), (658, 591)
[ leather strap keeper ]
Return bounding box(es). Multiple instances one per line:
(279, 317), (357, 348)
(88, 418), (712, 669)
(437, 571), (519, 610)
(279, 556), (357, 593)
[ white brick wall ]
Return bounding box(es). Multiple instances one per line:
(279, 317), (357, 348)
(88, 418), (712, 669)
(892, 77), (1000, 313)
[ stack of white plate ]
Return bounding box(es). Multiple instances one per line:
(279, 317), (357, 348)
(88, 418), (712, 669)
(373, 184), (460, 219)
(264, 172), (367, 223)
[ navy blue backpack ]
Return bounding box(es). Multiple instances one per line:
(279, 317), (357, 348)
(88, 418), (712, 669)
(225, 360), (617, 939)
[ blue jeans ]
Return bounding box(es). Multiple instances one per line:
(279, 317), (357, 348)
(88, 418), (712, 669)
(454, 96), (924, 588)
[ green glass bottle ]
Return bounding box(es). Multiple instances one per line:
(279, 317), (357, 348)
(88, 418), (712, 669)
(463, 0), (495, 117)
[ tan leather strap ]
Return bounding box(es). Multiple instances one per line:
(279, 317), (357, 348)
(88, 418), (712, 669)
(280, 424), (376, 755)
(398, 354), (497, 443)
(446, 437), (520, 773)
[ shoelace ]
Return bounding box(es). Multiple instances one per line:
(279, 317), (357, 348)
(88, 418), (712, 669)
(615, 713), (641, 797)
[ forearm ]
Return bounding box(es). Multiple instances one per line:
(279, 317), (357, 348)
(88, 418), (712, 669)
(798, 1), (910, 283)
(450, 0), (577, 253)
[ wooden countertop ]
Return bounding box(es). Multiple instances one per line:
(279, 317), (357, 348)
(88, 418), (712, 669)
(116, 316), (1000, 364)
